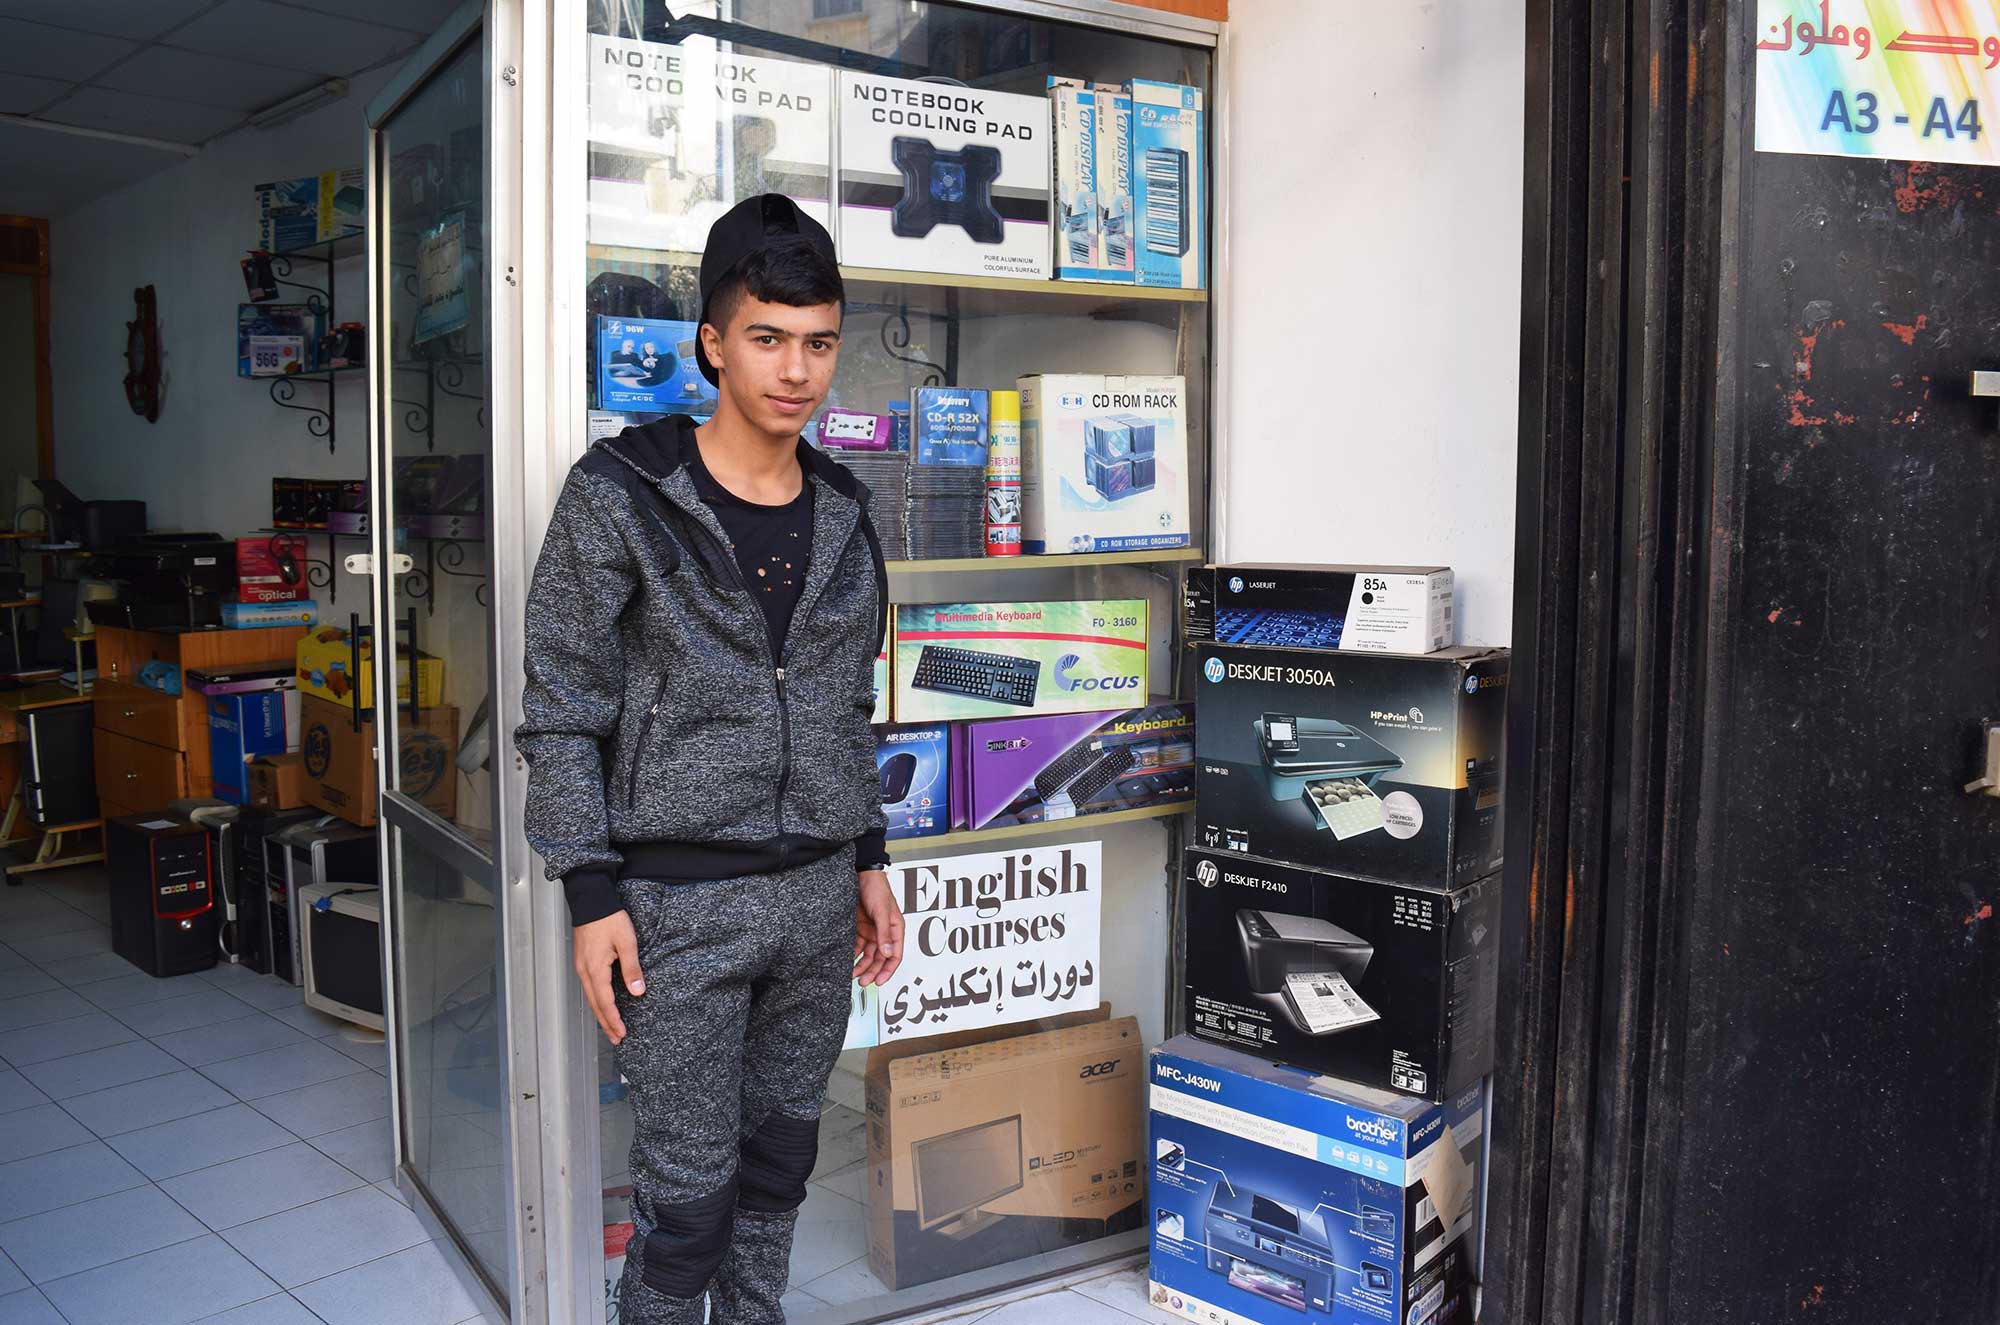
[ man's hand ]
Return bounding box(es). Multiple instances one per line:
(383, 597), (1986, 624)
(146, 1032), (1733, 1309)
(574, 910), (644, 1045)
(854, 869), (904, 987)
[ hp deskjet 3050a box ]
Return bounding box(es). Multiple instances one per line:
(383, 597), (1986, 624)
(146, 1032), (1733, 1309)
(1187, 565), (1454, 654)
(836, 70), (1052, 280)
(1194, 644), (1506, 889)
(1018, 374), (1191, 554)
(1183, 848), (1499, 1099)
(1149, 1036), (1482, 1325)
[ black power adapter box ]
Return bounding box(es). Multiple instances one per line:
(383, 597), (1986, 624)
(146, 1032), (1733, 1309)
(1183, 847), (1501, 1100)
(1193, 642), (1507, 890)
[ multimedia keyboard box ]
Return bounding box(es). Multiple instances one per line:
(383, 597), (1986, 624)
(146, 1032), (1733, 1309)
(1129, 79), (1204, 290)
(835, 70), (1052, 280)
(1187, 565), (1453, 654)
(1017, 374), (1190, 554)
(1194, 644), (1506, 890)
(953, 701), (1193, 830)
(866, 1015), (1145, 1289)
(585, 37), (832, 252)
(1149, 1036), (1483, 1325)
(892, 599), (1148, 722)
(1183, 848), (1499, 1099)
(875, 723), (949, 840)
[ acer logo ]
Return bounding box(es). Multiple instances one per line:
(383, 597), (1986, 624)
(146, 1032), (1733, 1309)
(1079, 1060), (1121, 1079)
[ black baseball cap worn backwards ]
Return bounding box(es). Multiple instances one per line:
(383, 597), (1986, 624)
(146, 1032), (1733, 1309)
(695, 193), (840, 385)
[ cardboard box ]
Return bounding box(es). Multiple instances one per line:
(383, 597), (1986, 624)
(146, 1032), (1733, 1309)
(295, 626), (444, 711)
(1187, 565), (1455, 655)
(872, 644), (891, 723)
(912, 386), (988, 468)
(208, 692), (289, 805)
(875, 723), (949, 840)
(255, 168), (364, 251)
(298, 693), (457, 827)
(835, 70), (1052, 281)
(1194, 644), (1506, 889)
(238, 303), (324, 377)
(1092, 84), (1135, 282)
(595, 316), (716, 415)
(247, 753), (306, 810)
(326, 479), (368, 535)
(867, 1016), (1146, 1289)
(585, 36), (832, 253)
(892, 599), (1148, 722)
(1148, 1036), (1483, 1325)
(223, 600), (317, 630)
(1183, 849), (1499, 1099)
(1018, 374), (1191, 554)
(273, 477), (341, 529)
(1051, 78), (1109, 281)
(236, 537), (308, 604)
(953, 702), (1193, 830)
(1128, 80), (1205, 290)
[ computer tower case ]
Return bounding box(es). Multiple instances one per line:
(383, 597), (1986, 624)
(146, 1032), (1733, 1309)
(24, 705), (96, 826)
(107, 815), (218, 977)
(271, 819), (378, 986)
(199, 806), (318, 974)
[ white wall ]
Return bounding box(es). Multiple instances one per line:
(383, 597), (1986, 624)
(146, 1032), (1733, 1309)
(49, 68), (394, 537)
(1221, 1), (1523, 646)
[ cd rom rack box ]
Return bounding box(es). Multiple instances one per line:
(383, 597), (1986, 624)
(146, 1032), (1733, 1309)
(1018, 373), (1191, 554)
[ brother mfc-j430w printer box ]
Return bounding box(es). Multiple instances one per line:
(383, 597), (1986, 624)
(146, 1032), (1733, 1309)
(1018, 374), (1191, 554)
(836, 70), (1052, 280)
(1182, 848), (1500, 1100)
(1148, 1036), (1483, 1325)
(1193, 644), (1507, 890)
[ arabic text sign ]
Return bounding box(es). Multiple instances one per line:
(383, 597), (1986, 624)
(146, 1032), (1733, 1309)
(1756, 1), (2000, 163)
(875, 841), (1102, 1039)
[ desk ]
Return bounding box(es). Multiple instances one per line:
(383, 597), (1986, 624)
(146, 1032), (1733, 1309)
(0, 683), (103, 883)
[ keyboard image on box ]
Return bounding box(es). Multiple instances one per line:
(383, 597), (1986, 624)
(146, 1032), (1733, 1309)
(1061, 746), (1136, 805)
(910, 645), (1041, 707)
(1213, 607), (1347, 649)
(1034, 741), (1106, 799)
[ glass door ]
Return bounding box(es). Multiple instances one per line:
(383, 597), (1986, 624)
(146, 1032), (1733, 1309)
(369, 3), (542, 1317)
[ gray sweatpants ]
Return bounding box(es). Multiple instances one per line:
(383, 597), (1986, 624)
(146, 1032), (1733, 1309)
(612, 851), (858, 1325)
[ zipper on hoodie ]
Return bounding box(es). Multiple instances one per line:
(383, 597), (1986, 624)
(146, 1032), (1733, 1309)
(625, 673), (671, 807)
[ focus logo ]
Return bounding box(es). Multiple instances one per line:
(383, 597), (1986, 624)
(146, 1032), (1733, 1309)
(1053, 653), (1139, 695)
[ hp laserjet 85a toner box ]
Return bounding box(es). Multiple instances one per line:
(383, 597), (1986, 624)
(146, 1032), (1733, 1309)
(836, 71), (1051, 280)
(1018, 374), (1191, 554)
(1183, 848), (1499, 1099)
(892, 600), (1148, 722)
(1187, 565), (1454, 654)
(1194, 644), (1506, 889)
(1148, 1036), (1482, 1325)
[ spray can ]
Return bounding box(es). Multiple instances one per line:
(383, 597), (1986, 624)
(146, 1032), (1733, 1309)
(985, 390), (1022, 557)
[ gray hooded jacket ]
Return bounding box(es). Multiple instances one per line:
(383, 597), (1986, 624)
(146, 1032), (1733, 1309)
(516, 417), (888, 924)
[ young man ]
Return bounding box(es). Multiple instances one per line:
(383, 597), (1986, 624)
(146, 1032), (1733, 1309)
(517, 194), (903, 1325)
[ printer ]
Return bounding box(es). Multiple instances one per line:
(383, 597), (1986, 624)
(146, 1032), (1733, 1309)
(1234, 909), (1374, 994)
(1253, 712), (1403, 801)
(1202, 1187), (1336, 1315)
(87, 533), (236, 631)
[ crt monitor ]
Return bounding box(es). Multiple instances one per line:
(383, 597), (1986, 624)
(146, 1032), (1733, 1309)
(912, 1114), (1024, 1237)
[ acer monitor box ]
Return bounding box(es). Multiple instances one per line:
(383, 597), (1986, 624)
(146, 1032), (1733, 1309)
(1149, 1036), (1484, 1325)
(1194, 643), (1507, 890)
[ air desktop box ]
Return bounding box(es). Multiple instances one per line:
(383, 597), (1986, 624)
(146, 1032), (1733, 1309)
(835, 70), (1052, 280)
(1018, 374), (1190, 554)
(875, 723), (949, 840)
(1194, 644), (1506, 890)
(1187, 565), (1454, 655)
(1129, 79), (1205, 290)
(866, 1015), (1145, 1289)
(1148, 1036), (1482, 1325)
(892, 599), (1148, 722)
(585, 37), (832, 253)
(953, 701), (1193, 830)
(1183, 848), (1499, 1099)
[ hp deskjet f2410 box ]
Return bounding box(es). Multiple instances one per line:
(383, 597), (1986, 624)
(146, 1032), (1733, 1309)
(1149, 1036), (1482, 1325)
(1187, 565), (1454, 655)
(1194, 644), (1506, 890)
(1183, 848), (1499, 1099)
(836, 71), (1051, 280)
(1018, 374), (1191, 553)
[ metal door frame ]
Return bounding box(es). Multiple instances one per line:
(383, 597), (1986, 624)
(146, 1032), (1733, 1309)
(366, 3), (548, 1319)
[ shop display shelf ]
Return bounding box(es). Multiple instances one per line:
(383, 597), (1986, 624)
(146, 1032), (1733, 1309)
(883, 800), (1188, 856)
(267, 231), (366, 263)
(886, 547), (1203, 575)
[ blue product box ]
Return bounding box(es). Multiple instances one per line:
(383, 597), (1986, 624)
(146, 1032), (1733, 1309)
(208, 691), (289, 804)
(874, 723), (949, 839)
(1149, 1037), (1483, 1325)
(1129, 79), (1206, 290)
(222, 599), (317, 629)
(238, 303), (325, 378)
(596, 316), (718, 414)
(912, 387), (988, 467)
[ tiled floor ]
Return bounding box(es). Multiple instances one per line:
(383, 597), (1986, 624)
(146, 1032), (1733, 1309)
(930, 1264), (1169, 1325)
(0, 865), (496, 1325)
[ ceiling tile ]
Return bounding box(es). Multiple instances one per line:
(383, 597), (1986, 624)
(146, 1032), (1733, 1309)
(0, 69), (69, 114)
(264, 0), (458, 38)
(0, 17), (138, 82)
(0, 0), (218, 42)
(167, 0), (418, 76)
(0, 119), (186, 218)
(39, 85), (243, 144)
(95, 46), (320, 112)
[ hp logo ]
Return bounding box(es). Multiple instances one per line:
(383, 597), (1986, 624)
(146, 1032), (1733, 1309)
(1465, 675), (1479, 695)
(1228, 576), (1244, 594)
(1195, 859), (1219, 887)
(1203, 657), (1225, 684)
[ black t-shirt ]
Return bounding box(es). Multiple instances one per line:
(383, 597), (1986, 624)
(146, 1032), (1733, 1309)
(689, 450), (814, 662)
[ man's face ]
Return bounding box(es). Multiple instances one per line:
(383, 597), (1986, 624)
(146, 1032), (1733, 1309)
(701, 291), (842, 437)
